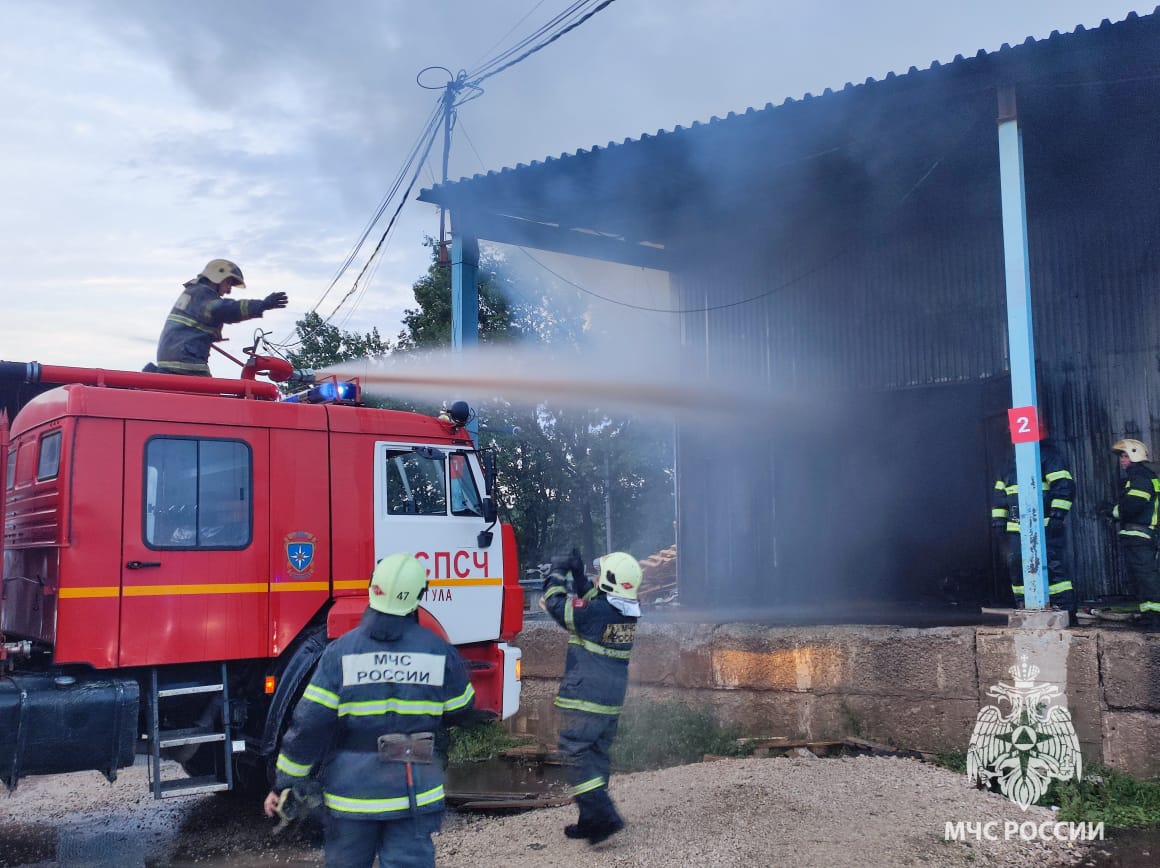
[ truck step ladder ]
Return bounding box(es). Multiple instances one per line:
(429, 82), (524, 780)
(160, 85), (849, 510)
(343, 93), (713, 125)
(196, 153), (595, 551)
(147, 664), (235, 798)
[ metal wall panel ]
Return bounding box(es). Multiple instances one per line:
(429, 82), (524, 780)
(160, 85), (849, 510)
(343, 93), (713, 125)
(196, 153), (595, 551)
(673, 177), (1160, 607)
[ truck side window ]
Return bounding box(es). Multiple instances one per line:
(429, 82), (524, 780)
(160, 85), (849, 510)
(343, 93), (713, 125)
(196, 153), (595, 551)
(144, 437), (252, 549)
(449, 452), (483, 517)
(385, 449), (447, 516)
(36, 431), (61, 481)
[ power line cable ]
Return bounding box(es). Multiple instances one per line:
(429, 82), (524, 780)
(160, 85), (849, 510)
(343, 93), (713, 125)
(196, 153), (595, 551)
(469, 0), (551, 71)
(468, 0), (617, 85)
(515, 113), (984, 314)
(280, 0), (620, 350)
(322, 111), (444, 324)
(273, 100), (444, 349)
(312, 101), (442, 314)
(467, 1), (591, 81)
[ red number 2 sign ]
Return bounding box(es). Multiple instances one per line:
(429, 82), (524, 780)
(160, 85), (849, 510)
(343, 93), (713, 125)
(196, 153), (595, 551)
(1008, 406), (1041, 444)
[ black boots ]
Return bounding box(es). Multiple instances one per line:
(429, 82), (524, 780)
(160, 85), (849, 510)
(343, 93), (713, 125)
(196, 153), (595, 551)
(563, 818), (625, 844)
(584, 817), (625, 844)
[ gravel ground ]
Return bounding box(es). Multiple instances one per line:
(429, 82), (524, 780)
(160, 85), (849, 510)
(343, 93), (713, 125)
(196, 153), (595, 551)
(0, 756), (1105, 867)
(438, 756), (1092, 868)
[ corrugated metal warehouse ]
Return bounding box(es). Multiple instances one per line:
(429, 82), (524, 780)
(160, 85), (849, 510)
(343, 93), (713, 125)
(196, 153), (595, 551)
(421, 10), (1160, 615)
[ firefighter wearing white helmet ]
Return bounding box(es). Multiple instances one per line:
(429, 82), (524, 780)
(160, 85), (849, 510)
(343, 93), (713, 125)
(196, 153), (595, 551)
(1100, 439), (1160, 619)
(264, 553), (475, 867)
(153, 258), (289, 376)
(541, 549), (643, 845)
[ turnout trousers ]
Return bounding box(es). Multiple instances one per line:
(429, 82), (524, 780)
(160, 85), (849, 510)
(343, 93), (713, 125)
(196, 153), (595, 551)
(1120, 540), (1160, 613)
(323, 811), (442, 868)
(558, 709), (623, 827)
(1004, 530), (1074, 613)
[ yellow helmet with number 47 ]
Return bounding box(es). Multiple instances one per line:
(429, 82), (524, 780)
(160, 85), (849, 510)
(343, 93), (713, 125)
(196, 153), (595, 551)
(596, 551), (643, 600)
(369, 553), (428, 615)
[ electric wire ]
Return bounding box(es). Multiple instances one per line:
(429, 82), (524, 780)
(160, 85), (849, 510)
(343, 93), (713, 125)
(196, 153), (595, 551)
(469, 0), (551, 72)
(467, 0), (617, 85)
(278, 0), (620, 349)
(272, 99), (444, 349)
(314, 101), (442, 314)
(514, 112), (985, 315)
(467, 1), (591, 81)
(323, 111), (443, 325)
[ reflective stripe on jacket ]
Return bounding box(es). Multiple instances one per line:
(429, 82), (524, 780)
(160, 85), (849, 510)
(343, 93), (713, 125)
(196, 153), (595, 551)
(273, 609), (475, 820)
(990, 442), (1075, 533)
(156, 279), (267, 374)
(1114, 462), (1160, 542)
(542, 575), (637, 715)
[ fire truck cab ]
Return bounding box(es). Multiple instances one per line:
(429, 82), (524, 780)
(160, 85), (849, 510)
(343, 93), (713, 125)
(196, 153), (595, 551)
(0, 361), (522, 797)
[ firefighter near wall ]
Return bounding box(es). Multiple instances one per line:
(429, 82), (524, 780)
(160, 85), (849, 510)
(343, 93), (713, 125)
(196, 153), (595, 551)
(0, 357), (523, 798)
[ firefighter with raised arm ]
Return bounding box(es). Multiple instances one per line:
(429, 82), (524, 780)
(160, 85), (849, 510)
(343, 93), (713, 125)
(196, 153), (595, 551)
(541, 549), (643, 845)
(153, 258), (288, 376)
(262, 553), (475, 868)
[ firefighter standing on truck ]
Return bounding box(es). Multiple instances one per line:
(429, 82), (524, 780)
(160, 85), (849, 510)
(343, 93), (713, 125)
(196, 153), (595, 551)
(153, 258), (288, 376)
(262, 553), (475, 868)
(990, 439), (1076, 616)
(541, 549), (643, 845)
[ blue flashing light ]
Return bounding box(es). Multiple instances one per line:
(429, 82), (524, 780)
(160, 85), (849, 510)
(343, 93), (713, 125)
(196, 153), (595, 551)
(282, 379), (360, 405)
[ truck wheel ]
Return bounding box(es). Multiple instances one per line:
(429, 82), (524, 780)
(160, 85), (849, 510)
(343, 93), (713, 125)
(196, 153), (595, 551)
(230, 751), (275, 797)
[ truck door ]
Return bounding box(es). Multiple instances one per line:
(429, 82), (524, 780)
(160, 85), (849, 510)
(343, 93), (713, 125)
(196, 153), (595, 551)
(373, 443), (501, 644)
(119, 423), (270, 665)
(0, 411), (7, 573)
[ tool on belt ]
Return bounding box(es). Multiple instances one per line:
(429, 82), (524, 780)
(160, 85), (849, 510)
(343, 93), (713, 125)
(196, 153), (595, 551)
(378, 732), (436, 817)
(271, 780), (324, 836)
(377, 731), (436, 764)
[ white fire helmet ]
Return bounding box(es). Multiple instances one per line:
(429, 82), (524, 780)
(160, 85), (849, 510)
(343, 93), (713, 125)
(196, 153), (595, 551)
(199, 258), (246, 287)
(1113, 439), (1149, 463)
(368, 553), (428, 616)
(595, 551), (643, 600)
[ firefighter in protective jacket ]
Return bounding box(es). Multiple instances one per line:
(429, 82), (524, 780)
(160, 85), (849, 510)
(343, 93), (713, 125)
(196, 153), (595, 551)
(1104, 439), (1160, 616)
(541, 550), (642, 845)
(263, 553), (475, 868)
(154, 258), (288, 376)
(990, 440), (1075, 612)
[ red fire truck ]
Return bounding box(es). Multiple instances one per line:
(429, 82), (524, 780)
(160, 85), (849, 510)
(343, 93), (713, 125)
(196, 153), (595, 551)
(0, 359), (523, 798)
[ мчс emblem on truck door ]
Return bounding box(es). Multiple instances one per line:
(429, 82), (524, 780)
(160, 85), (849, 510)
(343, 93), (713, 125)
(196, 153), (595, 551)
(285, 531), (317, 579)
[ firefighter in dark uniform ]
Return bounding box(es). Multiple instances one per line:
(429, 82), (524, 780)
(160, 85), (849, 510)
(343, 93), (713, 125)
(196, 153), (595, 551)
(1103, 439), (1160, 617)
(263, 553), (475, 868)
(154, 258), (288, 376)
(990, 440), (1076, 615)
(542, 550), (643, 845)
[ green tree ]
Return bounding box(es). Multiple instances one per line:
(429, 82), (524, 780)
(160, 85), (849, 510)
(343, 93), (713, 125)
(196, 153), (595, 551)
(284, 310), (391, 372)
(282, 242), (677, 571)
(394, 242), (675, 568)
(395, 240), (525, 349)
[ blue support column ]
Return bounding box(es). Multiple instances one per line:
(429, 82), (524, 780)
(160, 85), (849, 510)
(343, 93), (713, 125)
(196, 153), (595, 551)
(997, 87), (1048, 610)
(451, 233), (480, 442)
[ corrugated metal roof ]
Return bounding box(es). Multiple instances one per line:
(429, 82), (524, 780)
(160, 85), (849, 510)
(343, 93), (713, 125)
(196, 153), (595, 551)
(419, 7), (1160, 608)
(421, 7), (1160, 197)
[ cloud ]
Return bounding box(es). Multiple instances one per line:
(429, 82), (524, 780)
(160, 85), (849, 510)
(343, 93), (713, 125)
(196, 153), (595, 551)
(0, 0), (1144, 373)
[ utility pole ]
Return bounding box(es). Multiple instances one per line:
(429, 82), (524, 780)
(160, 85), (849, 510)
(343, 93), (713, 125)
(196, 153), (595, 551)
(604, 453), (613, 553)
(438, 79), (457, 265)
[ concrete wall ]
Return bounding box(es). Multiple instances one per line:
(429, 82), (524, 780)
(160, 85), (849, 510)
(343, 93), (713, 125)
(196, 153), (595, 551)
(510, 621), (1160, 778)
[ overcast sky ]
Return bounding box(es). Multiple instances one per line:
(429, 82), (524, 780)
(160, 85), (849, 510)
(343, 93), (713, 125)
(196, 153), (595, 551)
(0, 0), (1146, 376)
